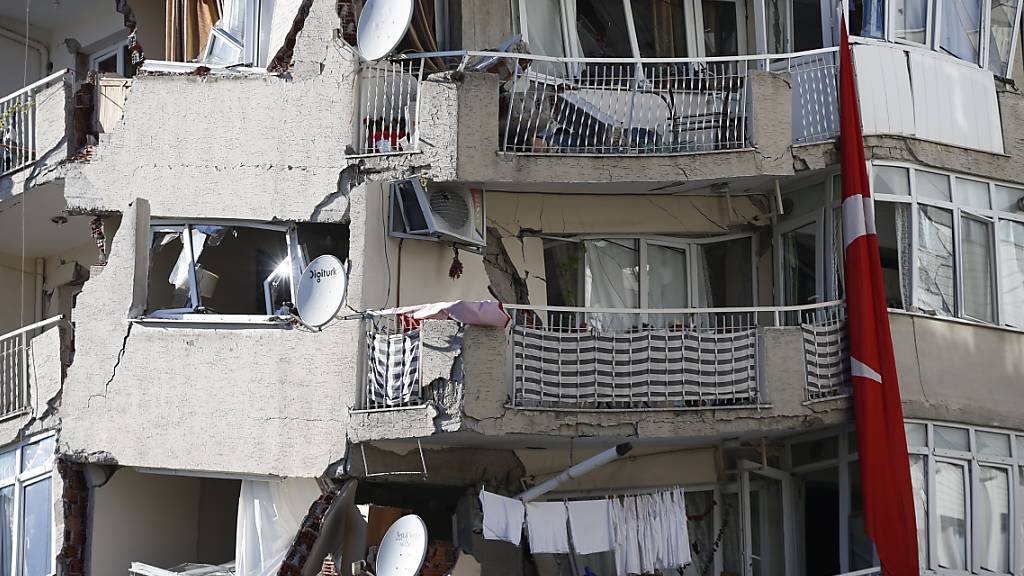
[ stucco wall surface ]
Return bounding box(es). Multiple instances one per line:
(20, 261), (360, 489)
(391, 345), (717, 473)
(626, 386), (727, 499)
(60, 199), (355, 477)
(892, 312), (1024, 431)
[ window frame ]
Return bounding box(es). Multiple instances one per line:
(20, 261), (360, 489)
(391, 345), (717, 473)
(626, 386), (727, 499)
(0, 433), (57, 576)
(905, 419), (1024, 575)
(518, 0), (749, 59)
(545, 233), (759, 309)
(89, 39), (130, 76)
(869, 162), (1024, 330)
(145, 219), (304, 320)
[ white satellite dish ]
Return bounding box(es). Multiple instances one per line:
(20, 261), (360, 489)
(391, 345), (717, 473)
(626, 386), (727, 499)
(375, 515), (428, 576)
(356, 0), (415, 61)
(296, 255), (348, 328)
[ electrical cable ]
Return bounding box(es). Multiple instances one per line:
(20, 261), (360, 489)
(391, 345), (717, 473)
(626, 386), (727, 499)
(19, 0), (31, 332)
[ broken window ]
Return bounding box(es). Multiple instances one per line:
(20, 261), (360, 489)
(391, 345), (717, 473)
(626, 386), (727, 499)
(145, 221), (350, 320)
(146, 223), (295, 317)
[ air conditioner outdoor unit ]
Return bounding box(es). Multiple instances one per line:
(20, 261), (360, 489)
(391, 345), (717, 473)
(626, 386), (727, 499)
(389, 178), (486, 249)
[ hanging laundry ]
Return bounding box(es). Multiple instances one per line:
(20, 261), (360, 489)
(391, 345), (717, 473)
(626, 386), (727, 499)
(479, 491), (525, 545)
(567, 500), (614, 554)
(611, 497), (642, 576)
(526, 502), (571, 554)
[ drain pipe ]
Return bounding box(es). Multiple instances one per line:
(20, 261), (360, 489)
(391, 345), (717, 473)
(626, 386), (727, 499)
(517, 442), (633, 503)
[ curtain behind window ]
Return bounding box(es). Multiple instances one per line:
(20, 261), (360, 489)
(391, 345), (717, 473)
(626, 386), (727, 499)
(166, 0), (222, 62)
(940, 0), (983, 62)
(989, 0), (1021, 75)
(526, 0), (567, 57)
(631, 0), (688, 57)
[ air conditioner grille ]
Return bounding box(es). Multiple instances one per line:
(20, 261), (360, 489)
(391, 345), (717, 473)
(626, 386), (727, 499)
(428, 187), (471, 230)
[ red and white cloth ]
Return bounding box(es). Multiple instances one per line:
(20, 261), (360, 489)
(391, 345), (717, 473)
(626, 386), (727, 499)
(839, 24), (919, 576)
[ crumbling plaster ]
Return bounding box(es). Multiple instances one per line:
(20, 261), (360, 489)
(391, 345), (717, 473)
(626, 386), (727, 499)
(63, 0), (357, 224)
(60, 199), (356, 477)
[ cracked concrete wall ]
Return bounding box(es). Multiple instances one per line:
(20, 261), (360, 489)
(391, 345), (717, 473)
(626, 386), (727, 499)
(60, 199), (354, 477)
(892, 312), (1024, 430)
(348, 320), (464, 443)
(1, 78), (73, 202)
(0, 324), (64, 447)
(64, 0), (355, 223)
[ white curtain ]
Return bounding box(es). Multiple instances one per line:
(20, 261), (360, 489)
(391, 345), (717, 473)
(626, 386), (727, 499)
(584, 239), (638, 331)
(895, 203), (913, 308)
(940, 0), (982, 61)
(935, 462), (967, 570)
(977, 466), (1010, 573)
(910, 455), (929, 570)
(960, 216), (995, 321)
(861, 0), (886, 38)
(647, 244), (688, 309)
(999, 220), (1024, 328)
(525, 0), (567, 57)
(236, 478), (322, 576)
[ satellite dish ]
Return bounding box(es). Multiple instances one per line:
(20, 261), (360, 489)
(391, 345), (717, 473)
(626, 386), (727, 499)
(296, 255), (347, 327)
(356, 0), (415, 61)
(375, 515), (428, 576)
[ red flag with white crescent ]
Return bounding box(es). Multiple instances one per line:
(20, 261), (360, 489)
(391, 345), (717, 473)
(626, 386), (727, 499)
(839, 24), (920, 576)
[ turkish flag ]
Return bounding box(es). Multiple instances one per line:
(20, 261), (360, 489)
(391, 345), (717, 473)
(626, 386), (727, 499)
(838, 25), (920, 576)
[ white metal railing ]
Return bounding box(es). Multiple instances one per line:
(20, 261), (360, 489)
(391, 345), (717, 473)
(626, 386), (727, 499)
(499, 55), (750, 154)
(505, 300), (846, 410)
(354, 58), (425, 155)
(386, 47), (842, 155)
(359, 313), (425, 410)
(0, 70), (71, 176)
(772, 47), (840, 144)
(0, 316), (62, 418)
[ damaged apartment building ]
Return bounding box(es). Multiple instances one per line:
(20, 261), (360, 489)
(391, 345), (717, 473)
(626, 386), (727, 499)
(2, 0), (1024, 574)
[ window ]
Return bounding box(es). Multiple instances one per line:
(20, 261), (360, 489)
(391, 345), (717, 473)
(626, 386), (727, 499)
(989, 0), (1023, 75)
(0, 436), (55, 576)
(89, 40), (132, 77)
(521, 0), (746, 58)
(906, 421), (1024, 575)
(203, 0), (275, 67)
(940, 0), (983, 62)
(894, 0), (930, 43)
(145, 221), (348, 320)
(871, 163), (1024, 329)
(542, 235), (755, 310)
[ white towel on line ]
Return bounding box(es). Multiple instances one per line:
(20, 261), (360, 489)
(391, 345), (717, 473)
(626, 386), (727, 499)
(526, 501), (571, 554)
(567, 499), (614, 554)
(479, 490), (525, 545)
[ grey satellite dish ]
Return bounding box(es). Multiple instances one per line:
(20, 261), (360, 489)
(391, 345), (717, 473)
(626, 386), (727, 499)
(375, 515), (428, 576)
(356, 0), (415, 61)
(296, 255), (348, 328)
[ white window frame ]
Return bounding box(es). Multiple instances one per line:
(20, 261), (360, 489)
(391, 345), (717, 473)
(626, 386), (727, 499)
(772, 174), (843, 307)
(550, 233), (760, 309)
(202, 0), (275, 67)
(89, 40), (130, 76)
(0, 433), (57, 576)
(518, 0), (749, 59)
(869, 161), (1024, 330)
(905, 419), (1024, 576)
(145, 220), (304, 320)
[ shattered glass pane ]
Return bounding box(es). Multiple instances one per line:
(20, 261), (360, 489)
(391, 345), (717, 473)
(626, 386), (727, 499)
(147, 231), (196, 313)
(21, 437), (54, 473)
(193, 227), (290, 314)
(916, 205), (955, 315)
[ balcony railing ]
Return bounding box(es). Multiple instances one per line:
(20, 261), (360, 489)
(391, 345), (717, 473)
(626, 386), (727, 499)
(373, 48), (841, 157)
(500, 54), (751, 154)
(0, 316), (62, 419)
(354, 58), (425, 155)
(1, 70), (72, 176)
(360, 313), (425, 410)
(775, 48), (840, 144)
(505, 300), (848, 410)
